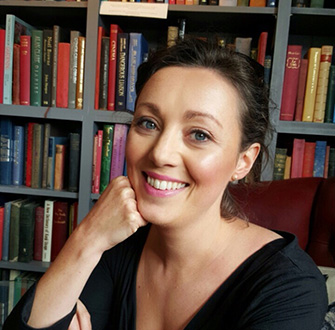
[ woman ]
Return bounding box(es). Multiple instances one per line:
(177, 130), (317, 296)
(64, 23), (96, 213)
(4, 37), (327, 330)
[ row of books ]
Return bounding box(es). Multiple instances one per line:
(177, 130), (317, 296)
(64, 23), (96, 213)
(273, 139), (335, 180)
(95, 24), (148, 111)
(0, 14), (86, 109)
(0, 118), (81, 192)
(91, 124), (128, 194)
(0, 199), (78, 264)
(280, 45), (335, 124)
(293, 0), (330, 8)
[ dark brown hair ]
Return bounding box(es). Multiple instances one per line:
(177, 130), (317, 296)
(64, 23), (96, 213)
(135, 37), (272, 219)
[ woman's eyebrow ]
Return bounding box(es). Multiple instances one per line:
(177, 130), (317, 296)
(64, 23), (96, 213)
(136, 102), (160, 115)
(184, 110), (223, 128)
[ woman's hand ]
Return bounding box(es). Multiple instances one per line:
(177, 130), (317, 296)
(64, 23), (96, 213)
(68, 300), (91, 330)
(80, 176), (148, 254)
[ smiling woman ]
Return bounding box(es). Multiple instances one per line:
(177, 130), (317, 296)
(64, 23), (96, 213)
(4, 38), (328, 330)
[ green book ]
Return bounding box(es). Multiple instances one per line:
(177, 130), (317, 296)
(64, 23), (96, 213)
(310, 0), (324, 7)
(328, 148), (335, 177)
(31, 123), (45, 189)
(100, 125), (114, 193)
(30, 30), (43, 106)
(68, 132), (81, 192)
(273, 148), (287, 180)
(325, 65), (335, 123)
(18, 201), (39, 263)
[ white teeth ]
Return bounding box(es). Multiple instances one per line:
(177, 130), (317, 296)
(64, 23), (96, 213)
(146, 175), (186, 191)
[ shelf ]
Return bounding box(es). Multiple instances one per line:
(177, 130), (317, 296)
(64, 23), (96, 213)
(0, 260), (49, 273)
(91, 110), (134, 124)
(0, 185), (78, 199)
(291, 7), (335, 16)
(277, 121), (335, 136)
(0, 0), (87, 8)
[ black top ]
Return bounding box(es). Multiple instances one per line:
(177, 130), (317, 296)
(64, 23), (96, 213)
(4, 226), (328, 330)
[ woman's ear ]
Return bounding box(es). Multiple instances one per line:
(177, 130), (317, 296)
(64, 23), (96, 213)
(234, 143), (261, 181)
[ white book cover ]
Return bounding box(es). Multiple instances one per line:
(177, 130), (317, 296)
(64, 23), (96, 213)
(42, 200), (55, 262)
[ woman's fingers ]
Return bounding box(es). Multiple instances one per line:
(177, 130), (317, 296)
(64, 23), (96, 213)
(68, 300), (92, 330)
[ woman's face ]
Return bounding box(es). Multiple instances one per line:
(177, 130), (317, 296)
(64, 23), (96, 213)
(126, 66), (256, 226)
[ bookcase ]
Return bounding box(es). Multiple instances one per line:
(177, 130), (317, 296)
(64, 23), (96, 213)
(0, 0), (334, 275)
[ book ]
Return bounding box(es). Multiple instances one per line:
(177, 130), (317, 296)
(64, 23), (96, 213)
(328, 148), (335, 177)
(94, 26), (106, 110)
(325, 65), (335, 123)
(0, 29), (5, 104)
(8, 270), (21, 314)
(310, 0), (324, 7)
(313, 45), (333, 123)
(56, 42), (70, 108)
(68, 132), (81, 192)
(54, 144), (67, 191)
(12, 43), (20, 105)
(302, 47), (321, 122)
(290, 138), (305, 178)
(115, 33), (129, 111)
(92, 134), (98, 193)
(237, 0), (249, 4)
(0, 118), (13, 185)
(19, 35), (31, 106)
(294, 58), (308, 121)
(75, 36), (86, 109)
(42, 29), (53, 107)
(42, 199), (55, 262)
(108, 24), (122, 111)
(264, 55), (272, 88)
(279, 45), (302, 121)
(100, 125), (114, 193)
(33, 205), (44, 261)
(302, 142), (316, 178)
(3, 14), (34, 105)
(31, 123), (45, 189)
(126, 33), (148, 112)
(47, 136), (68, 190)
(69, 201), (78, 236)
(25, 122), (35, 187)
(167, 26), (178, 48)
(0, 207), (4, 259)
(249, 0), (265, 5)
(219, 0), (237, 4)
(313, 140), (327, 177)
(12, 125), (25, 186)
(324, 145), (330, 178)
(51, 201), (68, 261)
(284, 154), (292, 178)
(234, 37), (252, 57)
(18, 201), (38, 262)
(30, 30), (43, 107)
(99, 36), (110, 110)
(273, 148), (287, 180)
(41, 123), (51, 189)
(110, 124), (128, 181)
(92, 130), (103, 194)
(256, 32), (268, 66)
(2, 201), (15, 261)
(68, 31), (81, 109)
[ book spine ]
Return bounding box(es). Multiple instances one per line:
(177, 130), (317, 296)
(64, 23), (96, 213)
(249, 0), (265, 5)
(256, 31), (268, 66)
(0, 118), (13, 185)
(25, 122), (35, 187)
(93, 130), (103, 194)
(302, 142), (316, 177)
(107, 24), (121, 111)
(0, 207), (4, 259)
(99, 37), (110, 110)
(12, 125), (25, 186)
(68, 31), (80, 109)
(12, 44), (20, 105)
(325, 65), (335, 123)
(110, 124), (128, 181)
(9, 200), (25, 262)
(294, 58), (308, 121)
(313, 140), (327, 177)
(75, 36), (85, 109)
(31, 123), (44, 189)
(324, 145), (330, 178)
(30, 30), (43, 107)
(0, 29), (5, 104)
(94, 26), (105, 110)
(2, 202), (12, 261)
(56, 42), (70, 108)
(302, 47), (321, 122)
(273, 148), (287, 180)
(42, 29), (53, 107)
(51, 25), (60, 107)
(279, 45), (302, 121)
(115, 33), (129, 111)
(68, 132), (81, 192)
(100, 125), (114, 193)
(91, 134), (98, 193)
(290, 138), (305, 178)
(42, 200), (54, 262)
(41, 123), (51, 189)
(313, 45), (333, 123)
(328, 148), (335, 177)
(54, 144), (66, 191)
(33, 205), (44, 261)
(19, 35), (31, 105)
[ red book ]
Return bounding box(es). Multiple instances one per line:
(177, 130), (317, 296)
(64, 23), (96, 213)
(257, 32), (268, 66)
(110, 124), (128, 181)
(94, 26), (106, 110)
(279, 45), (302, 121)
(294, 58), (308, 121)
(12, 43), (20, 105)
(0, 206), (4, 258)
(0, 29), (5, 104)
(20, 35), (31, 106)
(93, 130), (103, 194)
(107, 24), (122, 111)
(302, 142), (316, 177)
(25, 122), (35, 187)
(291, 138), (305, 178)
(33, 205), (44, 261)
(51, 201), (69, 261)
(56, 42), (70, 108)
(324, 145), (330, 178)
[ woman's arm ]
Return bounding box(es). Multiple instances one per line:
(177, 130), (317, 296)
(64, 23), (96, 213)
(26, 176), (147, 328)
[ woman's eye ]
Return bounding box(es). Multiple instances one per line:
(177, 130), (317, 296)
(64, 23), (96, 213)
(137, 118), (156, 130)
(191, 130), (210, 142)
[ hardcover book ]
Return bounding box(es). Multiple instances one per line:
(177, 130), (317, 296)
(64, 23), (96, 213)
(31, 123), (45, 189)
(41, 123), (51, 189)
(12, 44), (20, 105)
(25, 122), (36, 187)
(75, 36), (86, 109)
(42, 29), (53, 107)
(291, 138), (305, 178)
(256, 31), (268, 66)
(0, 29), (5, 104)
(19, 35), (31, 106)
(92, 130), (103, 194)
(68, 132), (81, 192)
(325, 65), (335, 123)
(42, 199), (55, 262)
(54, 144), (67, 191)
(69, 31), (81, 109)
(94, 26), (106, 110)
(328, 148), (335, 178)
(0, 118), (13, 185)
(313, 140), (327, 177)
(30, 30), (43, 107)
(12, 125), (25, 186)
(33, 205), (44, 261)
(99, 36), (110, 110)
(294, 58), (308, 121)
(110, 124), (128, 181)
(100, 125), (114, 193)
(56, 42), (71, 108)
(302, 142), (316, 178)
(273, 148), (287, 180)
(2, 201), (15, 261)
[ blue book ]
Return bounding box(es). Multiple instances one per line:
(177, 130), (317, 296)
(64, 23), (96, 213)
(0, 118), (14, 185)
(12, 126), (25, 186)
(46, 136), (68, 190)
(126, 33), (148, 112)
(313, 141), (327, 177)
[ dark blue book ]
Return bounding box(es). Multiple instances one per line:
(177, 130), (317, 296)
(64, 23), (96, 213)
(0, 118), (14, 185)
(313, 141), (327, 177)
(12, 125), (25, 186)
